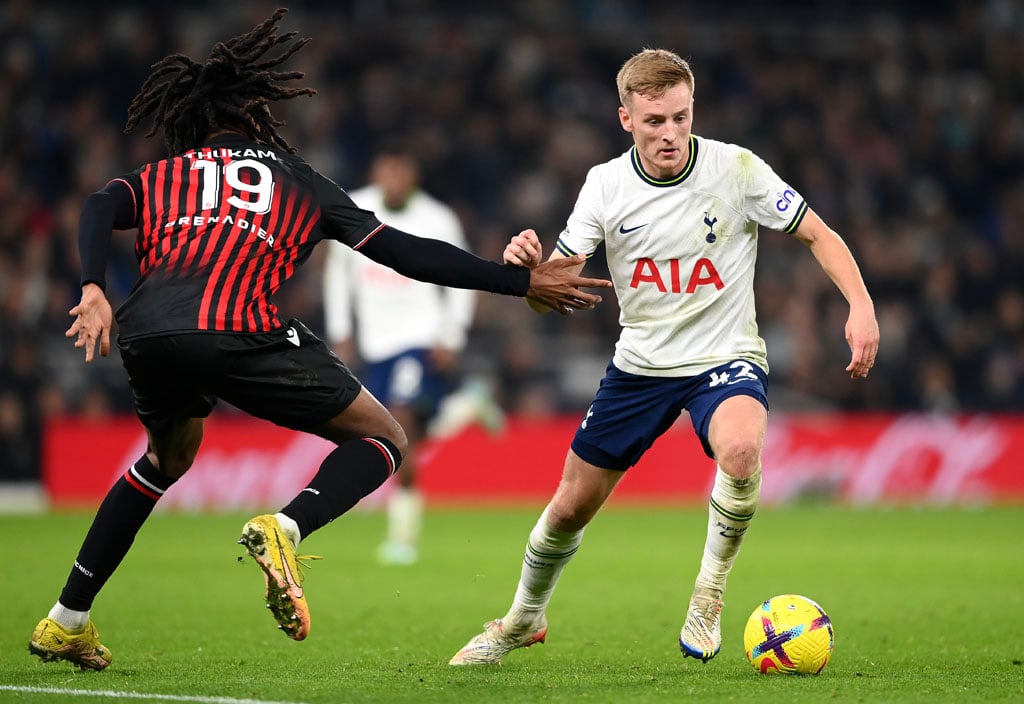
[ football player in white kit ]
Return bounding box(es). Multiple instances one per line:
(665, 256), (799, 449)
(450, 48), (879, 665)
(324, 146), (499, 565)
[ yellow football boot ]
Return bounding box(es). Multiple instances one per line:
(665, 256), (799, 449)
(239, 514), (319, 641)
(29, 617), (112, 671)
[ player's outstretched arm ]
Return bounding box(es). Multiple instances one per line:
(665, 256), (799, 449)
(354, 225), (610, 313)
(70, 183), (135, 363)
(793, 210), (879, 379)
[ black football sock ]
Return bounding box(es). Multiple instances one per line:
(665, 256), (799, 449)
(58, 454), (176, 611)
(280, 437), (402, 540)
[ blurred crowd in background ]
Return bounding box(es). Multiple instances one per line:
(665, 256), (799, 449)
(1, 0), (1022, 479)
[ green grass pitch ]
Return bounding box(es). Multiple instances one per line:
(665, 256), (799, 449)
(1, 505), (1021, 703)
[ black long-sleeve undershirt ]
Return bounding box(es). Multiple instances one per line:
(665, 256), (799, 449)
(78, 182), (136, 290)
(356, 225), (530, 297)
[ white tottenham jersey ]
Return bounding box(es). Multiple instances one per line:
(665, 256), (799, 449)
(323, 185), (475, 362)
(556, 135), (808, 377)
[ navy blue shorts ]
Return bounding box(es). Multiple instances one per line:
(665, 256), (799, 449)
(361, 349), (452, 421)
(570, 359), (769, 470)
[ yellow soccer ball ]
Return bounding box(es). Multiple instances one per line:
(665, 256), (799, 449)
(743, 594), (834, 674)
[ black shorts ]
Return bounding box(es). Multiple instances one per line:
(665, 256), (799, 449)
(118, 319), (362, 433)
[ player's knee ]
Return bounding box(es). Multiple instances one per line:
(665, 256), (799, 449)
(544, 499), (594, 532)
(715, 438), (762, 479)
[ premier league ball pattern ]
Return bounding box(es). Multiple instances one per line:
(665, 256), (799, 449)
(743, 594), (834, 675)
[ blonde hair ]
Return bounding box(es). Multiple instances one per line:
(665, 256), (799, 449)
(616, 49), (695, 107)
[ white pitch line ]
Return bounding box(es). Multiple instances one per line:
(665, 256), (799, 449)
(0, 685), (309, 704)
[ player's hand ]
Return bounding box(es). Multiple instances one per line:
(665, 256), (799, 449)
(844, 303), (879, 379)
(526, 254), (612, 315)
(503, 229), (543, 269)
(66, 283), (113, 364)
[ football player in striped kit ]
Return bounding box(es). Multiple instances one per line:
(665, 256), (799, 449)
(29, 9), (611, 671)
(450, 48), (878, 666)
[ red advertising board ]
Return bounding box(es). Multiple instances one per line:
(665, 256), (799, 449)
(42, 413), (1024, 509)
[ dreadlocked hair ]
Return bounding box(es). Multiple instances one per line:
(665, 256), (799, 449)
(125, 7), (315, 155)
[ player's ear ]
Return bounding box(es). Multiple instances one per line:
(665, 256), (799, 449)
(618, 105), (632, 133)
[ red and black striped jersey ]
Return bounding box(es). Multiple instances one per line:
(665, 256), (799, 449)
(112, 134), (382, 340)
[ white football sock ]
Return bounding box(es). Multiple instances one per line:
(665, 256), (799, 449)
(386, 487), (423, 547)
(274, 512), (302, 549)
(507, 506), (583, 625)
(49, 602), (89, 631)
(694, 465), (761, 597)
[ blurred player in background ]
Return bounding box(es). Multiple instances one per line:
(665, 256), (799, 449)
(323, 146), (504, 565)
(450, 48), (879, 666)
(28, 8), (610, 671)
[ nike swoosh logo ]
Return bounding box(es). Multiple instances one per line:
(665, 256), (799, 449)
(619, 223), (647, 234)
(277, 542), (303, 598)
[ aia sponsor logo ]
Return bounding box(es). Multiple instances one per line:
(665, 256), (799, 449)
(629, 257), (724, 293)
